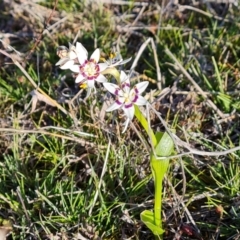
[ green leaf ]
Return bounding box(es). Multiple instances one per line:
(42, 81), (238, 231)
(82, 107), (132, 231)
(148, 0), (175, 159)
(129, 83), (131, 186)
(212, 56), (224, 93)
(216, 92), (231, 112)
(141, 210), (165, 235)
(154, 131), (175, 157)
(101, 67), (120, 82)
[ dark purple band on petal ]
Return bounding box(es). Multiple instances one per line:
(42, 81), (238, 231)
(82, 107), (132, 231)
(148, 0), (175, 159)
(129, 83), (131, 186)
(125, 103), (133, 108)
(89, 59), (96, 64)
(134, 87), (139, 94)
(81, 72), (87, 78)
(95, 65), (100, 72)
(115, 89), (119, 95)
(88, 72), (99, 80)
(132, 95), (138, 103)
(88, 76), (96, 80)
(122, 83), (130, 88)
(116, 99), (123, 105)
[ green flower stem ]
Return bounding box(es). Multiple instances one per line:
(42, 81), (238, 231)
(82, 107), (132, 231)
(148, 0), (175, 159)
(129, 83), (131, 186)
(134, 105), (157, 147)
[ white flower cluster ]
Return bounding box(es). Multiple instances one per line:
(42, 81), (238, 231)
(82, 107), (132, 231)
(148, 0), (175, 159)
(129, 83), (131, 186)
(56, 42), (149, 132)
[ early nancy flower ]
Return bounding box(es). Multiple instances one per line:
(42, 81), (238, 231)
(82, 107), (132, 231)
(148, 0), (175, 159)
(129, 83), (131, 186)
(103, 71), (149, 132)
(104, 49), (132, 68)
(55, 42), (85, 68)
(62, 42), (108, 88)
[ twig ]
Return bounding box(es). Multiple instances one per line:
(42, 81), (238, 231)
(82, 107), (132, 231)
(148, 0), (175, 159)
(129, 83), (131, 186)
(131, 38), (162, 90)
(88, 139), (111, 215)
(0, 49), (79, 123)
(165, 48), (225, 119)
(124, 5), (146, 40)
(177, 4), (230, 22)
(0, 127), (101, 148)
(166, 179), (201, 237)
(148, 104), (240, 159)
(16, 187), (31, 223)
(24, 0), (59, 60)
(156, 0), (165, 40)
(174, 134), (240, 156)
(95, 0), (150, 6)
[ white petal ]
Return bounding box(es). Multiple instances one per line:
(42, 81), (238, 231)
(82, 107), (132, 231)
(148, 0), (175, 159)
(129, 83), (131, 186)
(60, 60), (74, 69)
(134, 95), (148, 106)
(96, 74), (107, 83)
(56, 58), (68, 66)
(123, 105), (134, 120)
(135, 81), (149, 94)
(75, 74), (85, 83)
(85, 87), (92, 100)
(76, 42), (88, 64)
(106, 102), (122, 112)
(98, 63), (108, 72)
(103, 82), (119, 95)
(87, 80), (95, 88)
(120, 57), (132, 65)
(109, 60), (122, 68)
(90, 48), (100, 62)
(117, 96), (125, 103)
(68, 42), (77, 52)
(120, 71), (129, 83)
(122, 82), (130, 94)
(111, 57), (132, 67)
(76, 42), (87, 53)
(69, 64), (80, 73)
(122, 118), (130, 133)
(69, 51), (77, 60)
